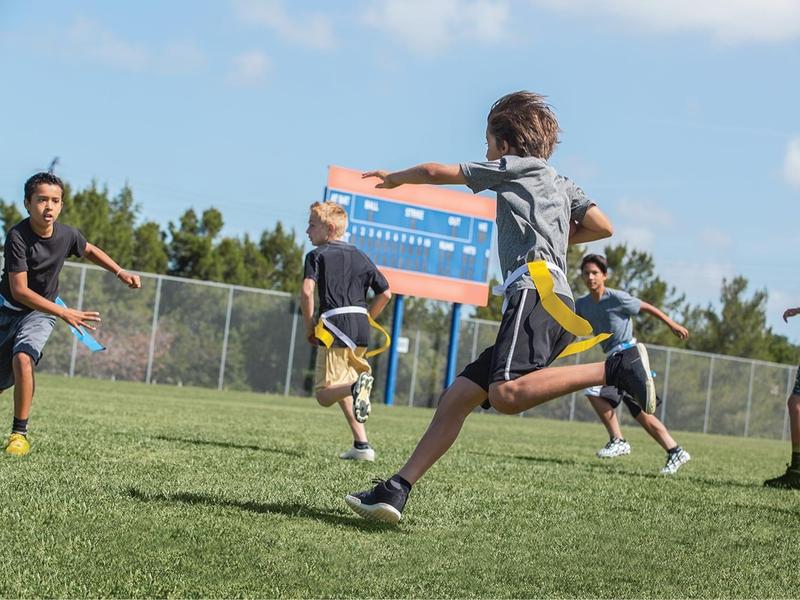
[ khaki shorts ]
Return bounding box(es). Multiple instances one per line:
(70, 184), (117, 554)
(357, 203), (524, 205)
(314, 346), (371, 391)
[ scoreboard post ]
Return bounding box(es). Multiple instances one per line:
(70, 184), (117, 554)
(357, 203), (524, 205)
(325, 166), (496, 405)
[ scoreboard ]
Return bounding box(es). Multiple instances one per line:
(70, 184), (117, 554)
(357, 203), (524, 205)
(325, 166), (496, 306)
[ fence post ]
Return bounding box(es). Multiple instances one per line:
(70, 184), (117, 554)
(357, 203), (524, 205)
(743, 361), (755, 437)
(703, 356), (715, 434)
(470, 320), (479, 362)
(217, 286), (235, 391)
(283, 307), (299, 396)
(568, 352), (580, 421)
(68, 265), (87, 378)
(409, 329), (421, 407)
(660, 349), (671, 423)
(145, 276), (163, 384)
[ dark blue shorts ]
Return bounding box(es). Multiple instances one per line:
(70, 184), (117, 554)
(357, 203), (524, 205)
(793, 366), (800, 396)
(0, 308), (56, 389)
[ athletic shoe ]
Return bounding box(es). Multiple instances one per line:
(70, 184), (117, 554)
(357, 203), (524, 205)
(763, 466), (800, 490)
(596, 437), (631, 458)
(351, 372), (374, 424)
(660, 448), (691, 474)
(605, 343), (656, 414)
(339, 445), (376, 462)
(4, 433), (30, 457)
(345, 478), (409, 525)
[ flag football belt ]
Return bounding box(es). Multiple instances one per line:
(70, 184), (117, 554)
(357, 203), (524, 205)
(314, 306), (391, 358)
(492, 260), (611, 359)
(0, 293), (105, 353)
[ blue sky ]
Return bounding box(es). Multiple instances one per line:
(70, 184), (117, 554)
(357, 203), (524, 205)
(1, 0), (799, 340)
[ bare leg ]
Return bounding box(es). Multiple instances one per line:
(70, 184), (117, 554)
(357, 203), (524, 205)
(587, 395), (623, 439)
(489, 362), (605, 414)
(789, 393), (800, 453)
(316, 383), (354, 408)
(337, 396), (368, 443)
(397, 377), (487, 485)
(634, 412), (677, 451)
(12, 353), (35, 420)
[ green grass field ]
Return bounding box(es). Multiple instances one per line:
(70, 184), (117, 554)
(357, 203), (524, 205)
(1, 375), (798, 598)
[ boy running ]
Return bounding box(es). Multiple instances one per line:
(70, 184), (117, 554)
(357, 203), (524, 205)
(575, 253), (691, 474)
(302, 201), (392, 462)
(2, 172), (141, 456)
(344, 91), (656, 524)
(763, 305), (800, 489)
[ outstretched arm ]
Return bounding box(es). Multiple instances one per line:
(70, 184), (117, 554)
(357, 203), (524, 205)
(640, 301), (689, 340)
(9, 271), (101, 331)
(569, 205), (614, 245)
(84, 243), (141, 289)
(301, 278), (317, 345)
(362, 164), (466, 189)
(783, 307), (800, 322)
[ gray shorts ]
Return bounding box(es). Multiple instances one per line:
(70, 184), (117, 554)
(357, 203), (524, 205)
(0, 309), (56, 389)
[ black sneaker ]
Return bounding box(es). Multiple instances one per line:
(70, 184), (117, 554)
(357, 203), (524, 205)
(605, 343), (656, 414)
(345, 478), (409, 524)
(763, 466), (800, 490)
(351, 372), (374, 424)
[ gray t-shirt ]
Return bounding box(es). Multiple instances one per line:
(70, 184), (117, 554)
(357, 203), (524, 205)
(574, 288), (641, 353)
(460, 156), (593, 300)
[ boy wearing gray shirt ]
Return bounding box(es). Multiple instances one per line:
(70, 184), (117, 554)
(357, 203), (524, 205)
(576, 254), (691, 475)
(344, 91), (656, 524)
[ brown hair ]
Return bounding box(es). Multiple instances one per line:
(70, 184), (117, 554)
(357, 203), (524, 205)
(487, 91), (560, 159)
(580, 253), (608, 274)
(309, 201), (347, 238)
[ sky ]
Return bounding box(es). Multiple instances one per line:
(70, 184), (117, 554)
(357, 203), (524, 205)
(1, 0), (799, 341)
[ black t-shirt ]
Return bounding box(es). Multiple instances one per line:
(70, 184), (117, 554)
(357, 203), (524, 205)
(304, 241), (389, 347)
(0, 219), (87, 312)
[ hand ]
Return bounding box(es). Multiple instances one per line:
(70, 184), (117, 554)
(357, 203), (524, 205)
(61, 307), (101, 331)
(305, 327), (319, 346)
(117, 270), (141, 289)
(783, 307), (800, 323)
(670, 322), (689, 340)
(362, 170), (399, 189)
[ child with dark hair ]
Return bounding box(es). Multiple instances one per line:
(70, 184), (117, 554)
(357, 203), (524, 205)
(344, 91), (657, 524)
(575, 253), (691, 474)
(763, 306), (800, 490)
(2, 172), (140, 456)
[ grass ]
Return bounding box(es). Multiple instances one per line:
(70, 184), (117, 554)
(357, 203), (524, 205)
(0, 375), (798, 598)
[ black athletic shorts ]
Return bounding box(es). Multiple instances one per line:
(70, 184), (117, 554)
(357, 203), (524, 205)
(588, 385), (662, 419)
(793, 365), (800, 395)
(460, 287), (575, 393)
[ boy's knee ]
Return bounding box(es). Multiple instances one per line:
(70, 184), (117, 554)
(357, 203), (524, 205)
(789, 394), (800, 410)
(314, 391), (327, 406)
(488, 380), (520, 415)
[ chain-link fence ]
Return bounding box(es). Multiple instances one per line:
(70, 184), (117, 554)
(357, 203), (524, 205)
(41, 262), (797, 441)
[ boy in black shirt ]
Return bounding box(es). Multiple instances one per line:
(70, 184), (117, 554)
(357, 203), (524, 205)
(1, 172), (141, 456)
(301, 201), (391, 461)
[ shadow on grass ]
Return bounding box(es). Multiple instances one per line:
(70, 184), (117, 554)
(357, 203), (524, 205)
(126, 488), (398, 532)
(151, 435), (304, 457)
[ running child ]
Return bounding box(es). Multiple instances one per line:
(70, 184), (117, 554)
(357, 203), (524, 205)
(344, 91), (656, 523)
(763, 305), (800, 489)
(575, 253), (691, 474)
(302, 201), (392, 462)
(2, 172), (141, 456)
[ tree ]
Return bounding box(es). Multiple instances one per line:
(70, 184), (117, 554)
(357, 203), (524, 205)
(0, 199), (23, 236)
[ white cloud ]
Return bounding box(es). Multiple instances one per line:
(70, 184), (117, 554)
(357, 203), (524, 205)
(783, 137), (800, 190)
(698, 227), (733, 251)
(363, 0), (509, 55)
(661, 260), (733, 304)
(227, 51), (272, 86)
(533, 0), (800, 43)
(616, 198), (674, 229)
(233, 0), (336, 50)
(612, 225), (656, 251)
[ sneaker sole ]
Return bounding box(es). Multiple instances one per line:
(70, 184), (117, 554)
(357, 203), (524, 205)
(636, 343), (657, 414)
(597, 450), (631, 458)
(344, 495), (401, 524)
(353, 373), (374, 424)
(339, 452), (376, 462)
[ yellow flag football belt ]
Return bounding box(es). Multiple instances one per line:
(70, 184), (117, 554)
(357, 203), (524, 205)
(495, 260), (611, 359)
(314, 306), (391, 358)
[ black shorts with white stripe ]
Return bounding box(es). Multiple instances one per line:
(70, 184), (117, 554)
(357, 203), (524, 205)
(459, 288), (575, 393)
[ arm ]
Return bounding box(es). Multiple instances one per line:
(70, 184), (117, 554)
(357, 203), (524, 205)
(569, 205), (614, 245)
(84, 243), (141, 289)
(362, 163), (466, 189)
(368, 289), (392, 320)
(639, 301), (689, 340)
(783, 307), (800, 322)
(9, 271), (101, 331)
(301, 278), (317, 344)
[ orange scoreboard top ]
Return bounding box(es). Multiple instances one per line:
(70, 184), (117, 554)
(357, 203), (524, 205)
(325, 166), (496, 306)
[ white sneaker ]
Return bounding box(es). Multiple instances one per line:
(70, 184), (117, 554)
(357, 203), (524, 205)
(660, 448), (691, 474)
(339, 445), (376, 462)
(596, 438), (631, 458)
